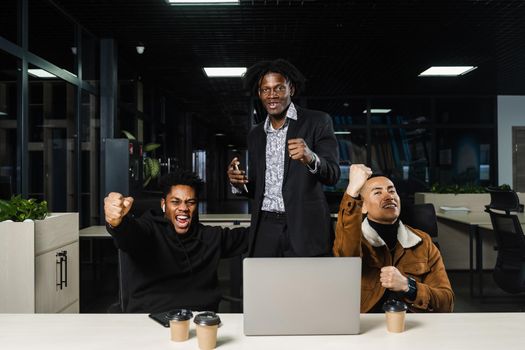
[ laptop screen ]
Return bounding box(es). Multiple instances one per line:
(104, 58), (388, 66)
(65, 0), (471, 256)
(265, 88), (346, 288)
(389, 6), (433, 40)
(243, 257), (361, 336)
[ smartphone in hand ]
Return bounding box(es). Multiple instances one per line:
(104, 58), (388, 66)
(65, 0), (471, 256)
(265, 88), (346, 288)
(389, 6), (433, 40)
(234, 163), (249, 193)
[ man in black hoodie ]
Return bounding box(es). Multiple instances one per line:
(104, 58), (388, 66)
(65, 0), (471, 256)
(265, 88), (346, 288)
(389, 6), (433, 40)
(104, 170), (249, 313)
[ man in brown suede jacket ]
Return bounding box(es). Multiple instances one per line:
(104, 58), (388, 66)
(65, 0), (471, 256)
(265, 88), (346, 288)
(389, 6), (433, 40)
(333, 164), (454, 313)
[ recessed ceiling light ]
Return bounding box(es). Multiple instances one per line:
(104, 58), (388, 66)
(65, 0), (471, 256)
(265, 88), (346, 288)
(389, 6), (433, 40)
(166, 0), (238, 5)
(418, 66), (477, 77)
(334, 131), (351, 135)
(362, 109), (392, 114)
(215, 133), (225, 136)
(28, 69), (56, 78)
(203, 67), (246, 78)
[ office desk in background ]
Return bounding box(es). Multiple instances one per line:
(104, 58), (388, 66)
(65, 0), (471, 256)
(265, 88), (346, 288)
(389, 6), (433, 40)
(79, 214), (252, 239)
(1, 313), (524, 350)
(436, 211), (525, 298)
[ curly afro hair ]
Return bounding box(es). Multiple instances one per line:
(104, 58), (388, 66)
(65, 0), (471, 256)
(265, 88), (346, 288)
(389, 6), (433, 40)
(159, 169), (203, 199)
(243, 58), (306, 97)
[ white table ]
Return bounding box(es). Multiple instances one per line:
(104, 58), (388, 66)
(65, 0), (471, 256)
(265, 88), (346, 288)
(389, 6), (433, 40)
(0, 313), (524, 350)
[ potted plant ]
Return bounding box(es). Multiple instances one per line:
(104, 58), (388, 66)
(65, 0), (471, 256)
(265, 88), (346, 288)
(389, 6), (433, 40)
(0, 196), (79, 313)
(122, 130), (161, 187)
(0, 195), (48, 222)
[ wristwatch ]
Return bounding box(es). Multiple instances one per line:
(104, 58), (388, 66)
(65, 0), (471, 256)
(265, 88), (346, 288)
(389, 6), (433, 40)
(405, 276), (417, 300)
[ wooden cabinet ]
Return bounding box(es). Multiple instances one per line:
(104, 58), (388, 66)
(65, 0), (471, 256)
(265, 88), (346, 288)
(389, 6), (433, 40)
(0, 213), (79, 313)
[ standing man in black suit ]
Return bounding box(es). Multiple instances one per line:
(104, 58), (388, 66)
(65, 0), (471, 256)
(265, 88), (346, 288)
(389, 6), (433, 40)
(227, 58), (340, 257)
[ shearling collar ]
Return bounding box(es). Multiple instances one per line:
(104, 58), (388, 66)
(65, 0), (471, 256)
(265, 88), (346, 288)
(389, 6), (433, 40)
(361, 218), (422, 248)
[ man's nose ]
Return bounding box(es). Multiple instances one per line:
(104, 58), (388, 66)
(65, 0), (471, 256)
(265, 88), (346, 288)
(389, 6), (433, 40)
(384, 193), (395, 200)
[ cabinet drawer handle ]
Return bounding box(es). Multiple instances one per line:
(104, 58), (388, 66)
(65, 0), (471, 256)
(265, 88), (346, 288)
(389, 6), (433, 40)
(55, 251), (68, 290)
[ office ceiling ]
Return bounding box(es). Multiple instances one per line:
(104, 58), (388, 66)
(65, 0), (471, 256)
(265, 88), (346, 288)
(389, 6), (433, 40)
(32, 0), (525, 143)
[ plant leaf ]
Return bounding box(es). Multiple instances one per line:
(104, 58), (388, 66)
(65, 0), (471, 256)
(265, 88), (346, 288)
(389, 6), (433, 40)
(144, 143), (161, 152)
(0, 196), (49, 222)
(121, 130), (136, 140)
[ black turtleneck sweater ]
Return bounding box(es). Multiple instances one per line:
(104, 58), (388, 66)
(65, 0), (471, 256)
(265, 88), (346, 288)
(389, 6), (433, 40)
(368, 219), (399, 252)
(367, 219), (401, 312)
(107, 209), (249, 313)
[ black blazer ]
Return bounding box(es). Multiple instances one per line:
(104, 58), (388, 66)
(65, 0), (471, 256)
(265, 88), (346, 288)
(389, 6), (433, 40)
(244, 105), (340, 256)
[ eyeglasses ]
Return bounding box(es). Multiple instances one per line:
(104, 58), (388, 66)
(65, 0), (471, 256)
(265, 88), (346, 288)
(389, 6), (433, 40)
(259, 85), (288, 96)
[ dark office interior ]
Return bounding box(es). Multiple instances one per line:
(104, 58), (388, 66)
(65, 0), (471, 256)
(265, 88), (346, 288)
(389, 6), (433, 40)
(1, 0), (525, 314)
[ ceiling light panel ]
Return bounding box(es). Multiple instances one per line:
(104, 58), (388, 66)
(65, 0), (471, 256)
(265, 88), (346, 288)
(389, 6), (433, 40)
(203, 67), (246, 77)
(362, 109), (392, 114)
(166, 0), (239, 5)
(28, 69), (57, 78)
(418, 66), (477, 77)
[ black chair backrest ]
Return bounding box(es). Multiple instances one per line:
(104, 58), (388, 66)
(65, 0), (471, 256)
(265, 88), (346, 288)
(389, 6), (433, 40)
(399, 203), (438, 238)
(484, 208), (525, 293)
(486, 187), (521, 214)
(486, 209), (525, 262)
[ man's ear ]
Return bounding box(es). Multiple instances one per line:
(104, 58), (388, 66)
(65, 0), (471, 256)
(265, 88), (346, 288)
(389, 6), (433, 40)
(290, 85), (295, 97)
(361, 201), (368, 215)
(160, 199), (165, 212)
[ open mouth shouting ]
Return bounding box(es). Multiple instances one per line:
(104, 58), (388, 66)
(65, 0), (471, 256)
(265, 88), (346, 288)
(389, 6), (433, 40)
(174, 213), (192, 233)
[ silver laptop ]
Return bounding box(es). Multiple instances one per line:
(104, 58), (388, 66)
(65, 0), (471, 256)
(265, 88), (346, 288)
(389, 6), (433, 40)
(243, 257), (361, 335)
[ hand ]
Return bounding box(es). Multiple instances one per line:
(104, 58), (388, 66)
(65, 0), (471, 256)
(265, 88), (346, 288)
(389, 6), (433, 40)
(287, 138), (314, 165)
(346, 164), (372, 197)
(227, 157), (248, 189)
(104, 192), (134, 228)
(380, 266), (409, 292)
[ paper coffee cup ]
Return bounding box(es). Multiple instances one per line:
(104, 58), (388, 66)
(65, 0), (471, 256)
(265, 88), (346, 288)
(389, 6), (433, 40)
(385, 310), (406, 333)
(194, 312), (221, 350)
(382, 299), (408, 333)
(170, 319), (190, 341)
(166, 309), (193, 342)
(196, 324), (219, 350)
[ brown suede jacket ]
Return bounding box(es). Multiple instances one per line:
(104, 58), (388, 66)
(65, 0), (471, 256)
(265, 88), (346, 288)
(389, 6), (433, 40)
(333, 193), (454, 313)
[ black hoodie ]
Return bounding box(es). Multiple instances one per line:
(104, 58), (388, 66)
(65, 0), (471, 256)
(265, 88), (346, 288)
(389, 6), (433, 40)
(107, 209), (249, 313)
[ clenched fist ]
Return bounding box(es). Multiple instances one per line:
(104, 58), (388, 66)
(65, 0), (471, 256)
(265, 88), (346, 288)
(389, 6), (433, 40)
(287, 138), (314, 165)
(346, 164), (373, 197)
(104, 192), (134, 228)
(380, 266), (409, 292)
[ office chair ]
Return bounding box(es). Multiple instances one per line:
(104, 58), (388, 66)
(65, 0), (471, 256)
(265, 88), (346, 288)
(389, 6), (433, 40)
(485, 187), (523, 214)
(106, 249), (128, 313)
(484, 208), (525, 294)
(399, 203), (440, 249)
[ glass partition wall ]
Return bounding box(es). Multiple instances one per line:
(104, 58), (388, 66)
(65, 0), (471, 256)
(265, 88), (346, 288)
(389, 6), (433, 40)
(307, 96), (496, 204)
(0, 51), (19, 198)
(0, 0), (100, 227)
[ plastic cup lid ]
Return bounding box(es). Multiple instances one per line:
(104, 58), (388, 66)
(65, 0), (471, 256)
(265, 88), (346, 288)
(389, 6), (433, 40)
(193, 311), (221, 326)
(166, 309), (193, 321)
(382, 299), (408, 313)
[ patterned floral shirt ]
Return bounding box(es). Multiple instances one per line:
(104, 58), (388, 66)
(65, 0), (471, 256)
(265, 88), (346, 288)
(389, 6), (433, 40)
(231, 103), (320, 208)
(260, 103), (298, 212)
